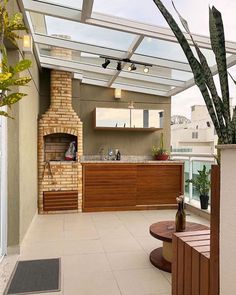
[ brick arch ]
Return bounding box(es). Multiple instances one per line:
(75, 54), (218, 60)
(42, 127), (77, 137)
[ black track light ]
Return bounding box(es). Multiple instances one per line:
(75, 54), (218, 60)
(102, 59), (110, 69)
(128, 63), (136, 71)
(117, 61), (122, 71)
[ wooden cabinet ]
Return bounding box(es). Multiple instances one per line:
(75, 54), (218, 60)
(82, 162), (183, 212)
(136, 164), (183, 205)
(83, 164), (137, 210)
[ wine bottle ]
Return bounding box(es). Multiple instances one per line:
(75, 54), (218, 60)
(116, 150), (121, 161)
(175, 195), (186, 232)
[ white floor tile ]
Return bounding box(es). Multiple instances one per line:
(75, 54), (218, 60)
(16, 210), (209, 295)
(62, 239), (104, 255)
(64, 270), (121, 295)
(62, 253), (111, 277)
(64, 227), (99, 241)
(135, 236), (163, 253)
(107, 251), (151, 270)
(101, 236), (143, 253)
(20, 241), (64, 260)
(113, 268), (171, 295)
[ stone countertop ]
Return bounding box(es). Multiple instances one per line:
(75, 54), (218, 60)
(80, 159), (183, 164)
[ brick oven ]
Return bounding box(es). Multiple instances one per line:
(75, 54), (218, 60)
(38, 44), (83, 213)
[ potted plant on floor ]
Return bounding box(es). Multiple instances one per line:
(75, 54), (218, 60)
(186, 165), (210, 210)
(152, 133), (169, 160)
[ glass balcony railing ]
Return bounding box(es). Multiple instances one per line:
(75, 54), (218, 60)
(171, 153), (216, 206)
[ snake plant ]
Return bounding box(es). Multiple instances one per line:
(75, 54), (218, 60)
(153, 0), (236, 144)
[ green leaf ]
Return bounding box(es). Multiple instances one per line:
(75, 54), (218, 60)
(0, 92), (27, 107)
(0, 76), (31, 89)
(10, 76), (31, 86)
(10, 59), (31, 74)
(0, 45), (9, 72)
(153, 0), (223, 143)
(209, 7), (230, 125)
(0, 110), (12, 118)
(172, 1), (227, 141)
(0, 72), (12, 81)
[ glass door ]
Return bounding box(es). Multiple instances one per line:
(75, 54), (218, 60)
(0, 112), (7, 256)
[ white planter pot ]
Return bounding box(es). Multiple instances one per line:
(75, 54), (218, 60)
(217, 144), (236, 295)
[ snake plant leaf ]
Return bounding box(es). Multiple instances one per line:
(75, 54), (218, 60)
(172, 1), (226, 140)
(10, 59), (32, 74)
(0, 92), (27, 107)
(228, 71), (236, 85)
(209, 7), (230, 124)
(172, 1), (192, 37)
(153, 0), (224, 143)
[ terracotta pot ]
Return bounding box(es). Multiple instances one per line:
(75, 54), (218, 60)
(155, 153), (169, 161)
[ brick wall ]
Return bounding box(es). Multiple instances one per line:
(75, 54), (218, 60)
(38, 68), (83, 213)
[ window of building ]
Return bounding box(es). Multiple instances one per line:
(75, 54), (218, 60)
(192, 132), (198, 139)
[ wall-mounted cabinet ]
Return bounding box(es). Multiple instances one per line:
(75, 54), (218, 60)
(94, 107), (164, 131)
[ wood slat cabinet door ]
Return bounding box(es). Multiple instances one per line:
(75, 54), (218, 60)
(83, 164), (137, 210)
(136, 164), (183, 205)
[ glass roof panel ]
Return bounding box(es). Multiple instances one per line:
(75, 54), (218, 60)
(121, 64), (193, 82)
(115, 77), (171, 92)
(83, 72), (111, 82)
(93, 0), (171, 27)
(31, 13), (137, 51)
(38, 44), (103, 65)
(136, 37), (231, 67)
(34, 0), (83, 9)
(136, 38), (188, 63)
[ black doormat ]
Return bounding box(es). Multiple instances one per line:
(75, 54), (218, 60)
(4, 258), (61, 295)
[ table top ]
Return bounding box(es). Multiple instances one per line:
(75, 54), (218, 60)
(149, 220), (209, 243)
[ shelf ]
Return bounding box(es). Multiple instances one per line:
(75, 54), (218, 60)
(94, 127), (162, 132)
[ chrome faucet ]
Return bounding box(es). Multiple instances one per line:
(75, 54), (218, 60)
(98, 146), (105, 160)
(108, 148), (115, 160)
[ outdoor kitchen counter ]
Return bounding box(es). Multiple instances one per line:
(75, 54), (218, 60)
(80, 160), (183, 164)
(81, 161), (184, 212)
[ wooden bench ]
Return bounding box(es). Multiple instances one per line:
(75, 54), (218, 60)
(172, 230), (210, 295)
(172, 164), (220, 295)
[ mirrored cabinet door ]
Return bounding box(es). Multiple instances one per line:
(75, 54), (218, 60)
(94, 108), (164, 130)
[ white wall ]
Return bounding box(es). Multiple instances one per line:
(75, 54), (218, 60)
(220, 145), (236, 295)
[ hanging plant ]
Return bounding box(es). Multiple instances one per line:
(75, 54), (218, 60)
(153, 0), (236, 144)
(0, 0), (32, 118)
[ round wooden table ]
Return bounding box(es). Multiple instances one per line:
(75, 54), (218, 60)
(149, 220), (209, 273)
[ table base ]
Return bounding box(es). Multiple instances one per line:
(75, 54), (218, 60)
(149, 247), (171, 273)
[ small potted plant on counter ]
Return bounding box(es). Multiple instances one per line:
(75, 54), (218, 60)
(152, 133), (169, 160)
(186, 165), (211, 210)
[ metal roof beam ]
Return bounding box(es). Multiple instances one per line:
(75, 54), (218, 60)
(107, 35), (145, 87)
(21, 0), (82, 22)
(34, 33), (126, 59)
(40, 55), (114, 75)
(40, 55), (182, 88)
(111, 82), (168, 97)
(22, 0), (236, 54)
(34, 33), (192, 72)
(81, 0), (94, 22)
